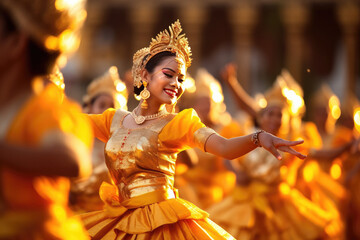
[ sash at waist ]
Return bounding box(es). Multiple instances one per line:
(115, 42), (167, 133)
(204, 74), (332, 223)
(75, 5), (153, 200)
(98, 182), (178, 217)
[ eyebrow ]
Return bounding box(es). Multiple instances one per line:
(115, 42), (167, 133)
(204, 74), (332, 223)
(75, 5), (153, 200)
(161, 67), (185, 79)
(162, 68), (176, 73)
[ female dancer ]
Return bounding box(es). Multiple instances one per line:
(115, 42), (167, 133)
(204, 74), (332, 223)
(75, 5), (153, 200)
(81, 20), (305, 240)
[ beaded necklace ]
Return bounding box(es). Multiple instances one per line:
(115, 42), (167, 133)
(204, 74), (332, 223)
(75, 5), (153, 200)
(131, 106), (169, 125)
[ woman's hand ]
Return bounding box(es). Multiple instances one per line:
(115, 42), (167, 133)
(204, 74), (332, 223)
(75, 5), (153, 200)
(221, 63), (238, 86)
(258, 131), (307, 160)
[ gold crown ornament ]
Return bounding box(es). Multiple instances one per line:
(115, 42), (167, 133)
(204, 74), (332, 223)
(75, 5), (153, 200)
(47, 66), (65, 91)
(83, 66), (128, 111)
(132, 20), (192, 89)
(0, 0), (87, 54)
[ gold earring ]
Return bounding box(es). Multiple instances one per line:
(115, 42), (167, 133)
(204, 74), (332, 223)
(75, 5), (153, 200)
(140, 81), (150, 109)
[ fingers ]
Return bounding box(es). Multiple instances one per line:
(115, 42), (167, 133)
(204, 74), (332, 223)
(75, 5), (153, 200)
(267, 145), (282, 161)
(275, 139), (304, 147)
(278, 146), (307, 159)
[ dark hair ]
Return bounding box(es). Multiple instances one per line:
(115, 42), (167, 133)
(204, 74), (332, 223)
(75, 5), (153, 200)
(0, 6), (16, 34)
(28, 39), (61, 77)
(134, 51), (176, 95)
(0, 6), (60, 77)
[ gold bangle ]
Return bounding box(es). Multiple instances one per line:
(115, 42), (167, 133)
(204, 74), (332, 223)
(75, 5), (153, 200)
(251, 130), (264, 147)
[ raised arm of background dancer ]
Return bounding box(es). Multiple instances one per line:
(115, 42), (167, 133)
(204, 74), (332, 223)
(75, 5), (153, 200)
(205, 130), (306, 161)
(221, 63), (259, 119)
(308, 140), (354, 161)
(0, 138), (92, 179)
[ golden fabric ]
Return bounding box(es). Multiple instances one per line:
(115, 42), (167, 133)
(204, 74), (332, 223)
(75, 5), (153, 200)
(82, 108), (234, 239)
(0, 83), (92, 239)
(180, 121), (239, 209)
(208, 141), (344, 240)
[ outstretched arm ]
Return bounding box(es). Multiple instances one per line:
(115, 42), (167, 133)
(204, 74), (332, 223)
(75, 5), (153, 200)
(221, 63), (259, 119)
(0, 133), (92, 178)
(205, 131), (306, 161)
(308, 141), (354, 161)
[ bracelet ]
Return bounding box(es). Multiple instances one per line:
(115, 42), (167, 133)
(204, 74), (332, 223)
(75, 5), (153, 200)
(251, 130), (264, 147)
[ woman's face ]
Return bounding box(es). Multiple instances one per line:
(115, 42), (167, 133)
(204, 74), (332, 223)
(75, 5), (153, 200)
(89, 94), (114, 114)
(144, 56), (186, 106)
(258, 105), (283, 135)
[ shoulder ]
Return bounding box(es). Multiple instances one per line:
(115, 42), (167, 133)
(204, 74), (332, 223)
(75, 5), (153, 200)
(172, 108), (199, 120)
(110, 108), (130, 130)
(113, 108), (129, 120)
(161, 108), (203, 132)
(19, 85), (92, 145)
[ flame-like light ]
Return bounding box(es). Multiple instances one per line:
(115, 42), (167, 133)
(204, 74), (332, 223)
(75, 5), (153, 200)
(116, 82), (126, 92)
(116, 94), (128, 110)
(279, 182), (291, 195)
(330, 163), (342, 180)
(210, 82), (224, 103)
(59, 30), (80, 53)
(255, 93), (267, 108)
(303, 161), (319, 182)
(281, 87), (304, 115)
(354, 107), (360, 132)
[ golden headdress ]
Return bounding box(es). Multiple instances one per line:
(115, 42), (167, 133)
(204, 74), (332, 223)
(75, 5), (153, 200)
(263, 76), (288, 109)
(0, 0), (87, 54)
(132, 20), (192, 88)
(194, 68), (231, 126)
(313, 84), (341, 118)
(277, 69), (305, 116)
(83, 66), (128, 110)
(195, 68), (224, 104)
(281, 69), (304, 97)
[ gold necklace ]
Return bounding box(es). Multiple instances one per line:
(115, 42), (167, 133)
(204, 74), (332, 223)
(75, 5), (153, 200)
(131, 106), (169, 124)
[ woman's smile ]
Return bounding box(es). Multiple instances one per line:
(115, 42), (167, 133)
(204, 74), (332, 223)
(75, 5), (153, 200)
(164, 88), (178, 98)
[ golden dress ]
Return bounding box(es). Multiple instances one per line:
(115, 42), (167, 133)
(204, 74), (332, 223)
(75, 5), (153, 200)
(182, 145), (236, 209)
(331, 125), (360, 239)
(81, 108), (235, 240)
(0, 83), (92, 239)
(208, 124), (343, 240)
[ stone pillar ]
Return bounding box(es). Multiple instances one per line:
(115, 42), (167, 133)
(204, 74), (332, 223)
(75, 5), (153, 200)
(229, 2), (258, 93)
(78, 1), (105, 77)
(337, 1), (359, 97)
(178, 5), (208, 73)
(129, 5), (158, 55)
(281, 1), (309, 84)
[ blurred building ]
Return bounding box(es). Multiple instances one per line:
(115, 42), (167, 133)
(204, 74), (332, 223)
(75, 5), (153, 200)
(63, 0), (359, 115)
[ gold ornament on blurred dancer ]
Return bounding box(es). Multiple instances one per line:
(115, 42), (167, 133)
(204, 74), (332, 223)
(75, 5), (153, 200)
(0, 0), (87, 67)
(194, 68), (232, 127)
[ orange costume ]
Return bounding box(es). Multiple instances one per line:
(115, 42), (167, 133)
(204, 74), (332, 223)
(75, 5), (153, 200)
(0, 83), (93, 239)
(0, 0), (90, 238)
(207, 72), (344, 240)
(180, 69), (236, 209)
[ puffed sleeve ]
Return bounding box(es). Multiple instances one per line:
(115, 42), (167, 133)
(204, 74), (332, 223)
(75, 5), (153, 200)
(85, 108), (116, 142)
(158, 108), (217, 153)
